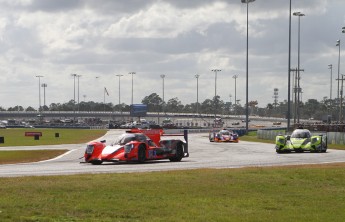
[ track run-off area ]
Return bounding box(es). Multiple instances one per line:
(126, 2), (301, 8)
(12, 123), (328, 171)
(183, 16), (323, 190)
(1, 129), (345, 177)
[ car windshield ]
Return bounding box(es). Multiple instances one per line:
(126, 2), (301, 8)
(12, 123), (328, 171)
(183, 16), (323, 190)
(220, 130), (230, 135)
(112, 133), (154, 146)
(291, 130), (311, 139)
(112, 134), (136, 145)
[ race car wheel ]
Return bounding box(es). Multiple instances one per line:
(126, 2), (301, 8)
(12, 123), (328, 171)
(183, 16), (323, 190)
(322, 139), (327, 152)
(138, 145), (146, 163)
(169, 142), (184, 162)
(91, 160), (103, 165)
(276, 149), (283, 154)
(321, 143), (327, 153)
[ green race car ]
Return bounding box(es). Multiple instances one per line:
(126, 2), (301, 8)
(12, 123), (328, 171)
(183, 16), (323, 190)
(275, 129), (327, 153)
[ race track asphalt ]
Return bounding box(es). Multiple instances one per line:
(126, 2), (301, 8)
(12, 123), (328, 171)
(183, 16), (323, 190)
(1, 129), (345, 177)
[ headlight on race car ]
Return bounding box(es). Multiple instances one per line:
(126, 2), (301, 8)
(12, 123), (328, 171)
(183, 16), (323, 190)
(85, 145), (94, 154)
(124, 144), (134, 153)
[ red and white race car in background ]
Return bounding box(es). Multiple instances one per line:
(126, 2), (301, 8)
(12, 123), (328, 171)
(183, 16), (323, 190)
(209, 129), (239, 143)
(83, 128), (189, 165)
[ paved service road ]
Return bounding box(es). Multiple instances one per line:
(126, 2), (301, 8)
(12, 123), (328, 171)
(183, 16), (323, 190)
(1, 129), (345, 177)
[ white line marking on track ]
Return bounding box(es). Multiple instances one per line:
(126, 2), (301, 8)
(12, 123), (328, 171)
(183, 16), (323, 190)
(38, 149), (78, 163)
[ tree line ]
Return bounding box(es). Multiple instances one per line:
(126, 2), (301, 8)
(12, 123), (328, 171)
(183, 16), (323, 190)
(0, 93), (338, 121)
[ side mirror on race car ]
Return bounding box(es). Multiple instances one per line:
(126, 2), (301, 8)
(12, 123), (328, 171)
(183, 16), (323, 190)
(286, 135), (291, 140)
(100, 140), (106, 143)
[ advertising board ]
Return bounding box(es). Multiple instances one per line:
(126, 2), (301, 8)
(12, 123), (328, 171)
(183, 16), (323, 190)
(130, 104), (147, 117)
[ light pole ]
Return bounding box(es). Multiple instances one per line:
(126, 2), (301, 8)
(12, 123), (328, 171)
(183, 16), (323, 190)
(293, 11), (305, 123)
(71, 74), (77, 119)
(95, 76), (100, 105)
(195, 74), (200, 114)
(340, 74), (344, 123)
(211, 69), (221, 117)
(128, 72), (136, 105)
(241, 0), (255, 133)
(116, 74), (123, 112)
(211, 69), (221, 100)
(71, 74), (77, 104)
(41, 83), (47, 109)
(77, 74), (82, 112)
(160, 75), (166, 112)
(337, 74), (345, 122)
(329, 64), (333, 101)
(336, 40), (341, 120)
(35, 75), (43, 112)
(287, 0), (292, 131)
(232, 75), (238, 106)
(71, 73), (77, 121)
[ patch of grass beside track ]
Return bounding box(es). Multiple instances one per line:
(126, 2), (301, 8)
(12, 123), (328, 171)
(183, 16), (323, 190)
(1, 166), (345, 221)
(0, 128), (107, 146)
(0, 128), (107, 164)
(0, 150), (68, 164)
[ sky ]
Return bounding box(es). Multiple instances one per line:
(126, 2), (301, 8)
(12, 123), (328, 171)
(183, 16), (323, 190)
(0, 0), (344, 110)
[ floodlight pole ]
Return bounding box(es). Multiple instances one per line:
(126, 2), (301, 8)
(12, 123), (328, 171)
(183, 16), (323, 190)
(35, 75), (43, 112)
(129, 72), (136, 105)
(293, 12), (305, 123)
(336, 40), (341, 121)
(233, 75), (238, 107)
(287, 0), (292, 131)
(77, 75), (82, 112)
(160, 74), (166, 113)
(116, 74), (124, 112)
(211, 69), (221, 118)
(195, 74), (200, 114)
(241, 0), (255, 133)
(71, 74), (77, 121)
(336, 74), (345, 122)
(329, 64), (333, 101)
(41, 83), (47, 108)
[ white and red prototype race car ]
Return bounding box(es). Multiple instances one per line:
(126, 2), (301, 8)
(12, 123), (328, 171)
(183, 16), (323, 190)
(83, 128), (189, 165)
(209, 129), (239, 143)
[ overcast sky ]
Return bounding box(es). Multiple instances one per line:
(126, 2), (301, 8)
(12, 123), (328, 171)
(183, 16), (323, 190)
(0, 0), (344, 109)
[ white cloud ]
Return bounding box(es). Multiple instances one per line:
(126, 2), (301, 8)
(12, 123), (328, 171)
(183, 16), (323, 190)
(0, 0), (343, 109)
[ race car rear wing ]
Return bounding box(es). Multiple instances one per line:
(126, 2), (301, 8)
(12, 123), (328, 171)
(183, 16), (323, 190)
(162, 130), (189, 157)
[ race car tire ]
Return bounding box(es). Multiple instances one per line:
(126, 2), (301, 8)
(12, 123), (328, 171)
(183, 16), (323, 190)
(91, 160), (103, 165)
(322, 139), (327, 152)
(317, 145), (323, 153)
(138, 145), (146, 163)
(321, 144), (327, 153)
(169, 142), (184, 162)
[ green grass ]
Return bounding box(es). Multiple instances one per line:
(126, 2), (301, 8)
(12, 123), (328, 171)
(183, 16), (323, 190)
(0, 150), (68, 164)
(0, 128), (107, 146)
(1, 129), (345, 221)
(1, 166), (345, 221)
(0, 128), (107, 164)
